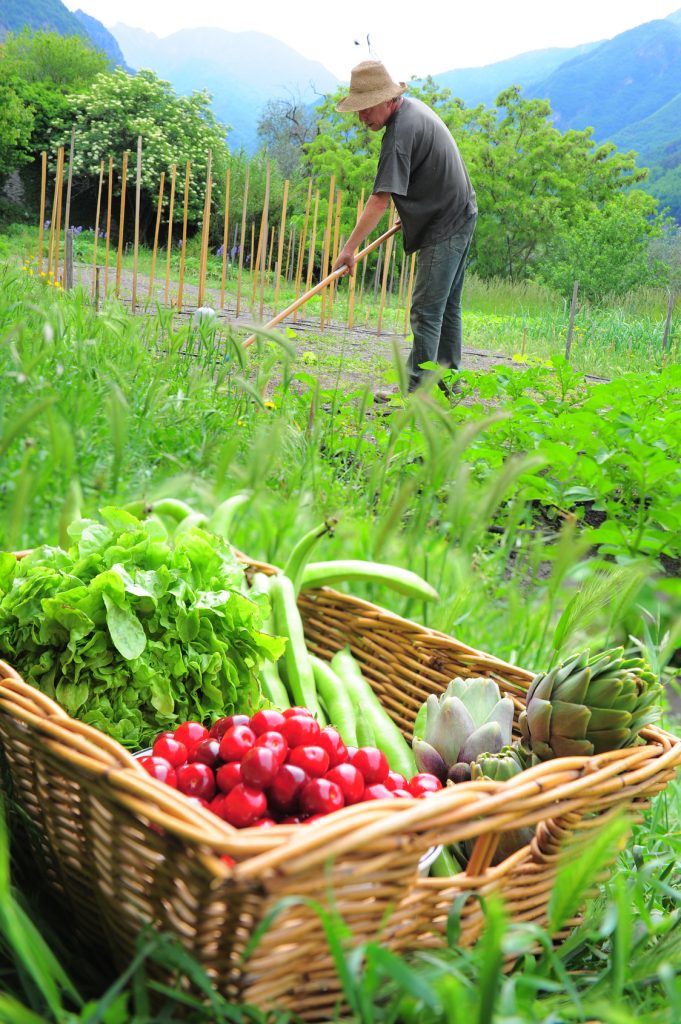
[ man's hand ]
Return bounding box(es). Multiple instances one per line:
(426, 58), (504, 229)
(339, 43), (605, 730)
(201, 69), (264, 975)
(333, 248), (356, 276)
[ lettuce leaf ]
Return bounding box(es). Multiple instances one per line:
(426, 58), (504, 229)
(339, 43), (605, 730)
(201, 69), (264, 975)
(0, 513), (285, 748)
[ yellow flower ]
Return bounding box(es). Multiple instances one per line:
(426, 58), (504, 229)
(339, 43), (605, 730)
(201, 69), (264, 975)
(39, 272), (46, 278)
(264, 400), (276, 410)
(237, 419), (246, 427)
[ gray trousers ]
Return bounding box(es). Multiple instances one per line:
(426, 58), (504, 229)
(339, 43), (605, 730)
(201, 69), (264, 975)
(407, 214), (477, 391)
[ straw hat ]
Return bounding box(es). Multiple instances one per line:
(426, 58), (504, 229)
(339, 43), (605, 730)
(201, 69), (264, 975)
(336, 60), (407, 112)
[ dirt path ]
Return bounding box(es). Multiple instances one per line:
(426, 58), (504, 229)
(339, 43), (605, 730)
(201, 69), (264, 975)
(73, 262), (528, 387)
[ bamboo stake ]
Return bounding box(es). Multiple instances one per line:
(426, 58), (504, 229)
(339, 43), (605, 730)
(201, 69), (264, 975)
(177, 161), (190, 311)
(319, 175), (335, 329)
(347, 190), (364, 330)
(46, 165), (57, 281)
(131, 135), (142, 310)
(284, 224), (294, 283)
(53, 146), (65, 286)
(397, 248), (406, 302)
(37, 152), (47, 274)
(115, 150), (128, 298)
(328, 188), (342, 317)
(242, 222), (400, 348)
(258, 162), (271, 318)
(377, 206), (396, 335)
(274, 179), (289, 305)
(293, 178), (313, 319)
(250, 164), (268, 309)
(249, 221), (255, 301)
(147, 170), (165, 301)
(236, 164), (250, 317)
(91, 159), (104, 297)
(304, 189), (320, 294)
(219, 165), (231, 309)
(164, 163), (177, 306)
(104, 155), (113, 293)
(403, 252), (416, 335)
(63, 127), (75, 236)
(197, 150), (212, 308)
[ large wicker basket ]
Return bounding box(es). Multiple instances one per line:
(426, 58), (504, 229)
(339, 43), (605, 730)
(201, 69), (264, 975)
(0, 574), (679, 1020)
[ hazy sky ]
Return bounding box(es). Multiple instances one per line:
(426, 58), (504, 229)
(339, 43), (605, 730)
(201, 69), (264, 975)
(64, 1), (681, 80)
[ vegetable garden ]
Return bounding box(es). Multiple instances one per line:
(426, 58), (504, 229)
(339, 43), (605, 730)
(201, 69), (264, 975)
(0, 29), (680, 1022)
(0, 228), (679, 1023)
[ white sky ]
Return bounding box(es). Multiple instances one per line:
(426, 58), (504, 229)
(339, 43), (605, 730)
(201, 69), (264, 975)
(64, 1), (681, 80)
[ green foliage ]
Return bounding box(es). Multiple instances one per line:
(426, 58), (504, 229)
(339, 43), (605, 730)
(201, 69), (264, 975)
(305, 81), (664, 298)
(52, 68), (232, 231)
(0, 83), (34, 177)
(0, 29), (109, 156)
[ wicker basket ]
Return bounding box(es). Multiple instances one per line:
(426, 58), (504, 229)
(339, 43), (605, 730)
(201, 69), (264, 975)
(0, 575), (679, 1020)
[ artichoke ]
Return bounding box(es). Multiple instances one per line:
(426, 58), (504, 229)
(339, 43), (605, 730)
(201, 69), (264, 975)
(413, 676), (515, 784)
(470, 743), (532, 782)
(518, 647), (663, 760)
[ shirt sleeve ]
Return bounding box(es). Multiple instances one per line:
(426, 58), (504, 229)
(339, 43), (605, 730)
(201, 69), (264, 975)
(373, 133), (411, 197)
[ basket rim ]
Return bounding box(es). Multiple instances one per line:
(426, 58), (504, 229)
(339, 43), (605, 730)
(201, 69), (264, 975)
(1, 658), (679, 880)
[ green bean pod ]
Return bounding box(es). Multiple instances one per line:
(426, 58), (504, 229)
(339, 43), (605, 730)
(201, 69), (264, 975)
(269, 574), (326, 723)
(300, 560), (439, 602)
(330, 648), (416, 777)
(309, 655), (358, 746)
(282, 518), (338, 595)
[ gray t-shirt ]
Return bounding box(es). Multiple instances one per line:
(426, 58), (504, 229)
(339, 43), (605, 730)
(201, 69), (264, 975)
(373, 97), (477, 254)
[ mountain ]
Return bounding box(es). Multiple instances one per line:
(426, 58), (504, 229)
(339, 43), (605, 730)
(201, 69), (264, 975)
(432, 42), (600, 108)
(73, 9), (129, 69)
(526, 18), (681, 138)
(0, 0), (127, 68)
(110, 24), (338, 153)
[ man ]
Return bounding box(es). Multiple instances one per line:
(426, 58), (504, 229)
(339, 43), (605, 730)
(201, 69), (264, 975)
(332, 60), (477, 400)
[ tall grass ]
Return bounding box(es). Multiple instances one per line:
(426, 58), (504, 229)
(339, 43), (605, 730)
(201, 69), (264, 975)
(0, 247), (679, 1022)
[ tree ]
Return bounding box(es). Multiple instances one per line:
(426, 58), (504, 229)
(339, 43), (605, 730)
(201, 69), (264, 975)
(57, 69), (232, 233)
(0, 82), (34, 177)
(0, 30), (109, 155)
(256, 93), (319, 179)
(305, 80), (665, 297)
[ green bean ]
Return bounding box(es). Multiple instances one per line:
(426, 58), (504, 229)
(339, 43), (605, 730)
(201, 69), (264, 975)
(301, 560), (439, 602)
(309, 655), (358, 746)
(282, 518), (337, 595)
(330, 648), (416, 777)
(269, 574), (326, 723)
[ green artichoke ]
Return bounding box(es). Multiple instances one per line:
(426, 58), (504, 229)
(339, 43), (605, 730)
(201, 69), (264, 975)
(518, 647), (663, 760)
(413, 676), (515, 784)
(470, 743), (532, 782)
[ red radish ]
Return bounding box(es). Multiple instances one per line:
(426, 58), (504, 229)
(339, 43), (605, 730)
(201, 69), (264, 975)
(174, 721), (209, 748)
(287, 745), (329, 777)
(254, 730), (288, 765)
(240, 746), (279, 788)
(408, 773), (443, 797)
(188, 737), (221, 768)
(176, 763), (216, 801)
(268, 764), (309, 812)
(300, 778), (345, 816)
(325, 763), (365, 804)
(209, 714), (250, 740)
(281, 714), (321, 747)
(317, 727), (348, 768)
(222, 784), (267, 827)
(282, 706), (313, 719)
(219, 724), (255, 762)
(350, 747), (389, 785)
(138, 755), (177, 787)
(363, 783), (395, 801)
(152, 733), (188, 767)
(385, 771), (408, 791)
(250, 709), (287, 735)
(215, 760), (243, 793)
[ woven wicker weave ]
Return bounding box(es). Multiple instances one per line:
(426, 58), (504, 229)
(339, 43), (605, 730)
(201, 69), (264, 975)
(0, 576), (679, 1020)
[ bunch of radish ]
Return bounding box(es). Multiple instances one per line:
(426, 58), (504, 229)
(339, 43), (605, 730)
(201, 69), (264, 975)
(138, 706), (442, 828)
